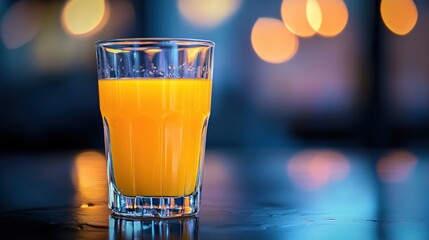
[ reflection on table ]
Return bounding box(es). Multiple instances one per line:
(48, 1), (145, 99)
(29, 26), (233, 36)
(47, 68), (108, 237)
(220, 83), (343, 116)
(0, 148), (429, 239)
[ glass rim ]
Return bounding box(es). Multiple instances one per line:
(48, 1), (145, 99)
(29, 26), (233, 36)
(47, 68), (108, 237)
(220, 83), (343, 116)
(96, 38), (215, 48)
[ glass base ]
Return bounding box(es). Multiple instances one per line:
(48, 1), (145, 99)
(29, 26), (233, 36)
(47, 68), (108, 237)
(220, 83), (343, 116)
(109, 214), (199, 239)
(109, 188), (200, 218)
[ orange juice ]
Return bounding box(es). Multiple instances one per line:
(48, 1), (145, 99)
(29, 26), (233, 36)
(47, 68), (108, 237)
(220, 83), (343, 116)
(98, 78), (212, 197)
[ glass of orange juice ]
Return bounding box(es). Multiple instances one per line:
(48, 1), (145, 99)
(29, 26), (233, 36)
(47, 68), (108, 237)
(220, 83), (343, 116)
(96, 39), (214, 218)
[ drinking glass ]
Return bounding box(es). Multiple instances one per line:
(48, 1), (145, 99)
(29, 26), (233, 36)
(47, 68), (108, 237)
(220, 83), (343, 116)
(96, 38), (214, 218)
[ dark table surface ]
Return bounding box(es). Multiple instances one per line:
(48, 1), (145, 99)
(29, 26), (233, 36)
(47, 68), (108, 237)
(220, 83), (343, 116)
(0, 148), (428, 239)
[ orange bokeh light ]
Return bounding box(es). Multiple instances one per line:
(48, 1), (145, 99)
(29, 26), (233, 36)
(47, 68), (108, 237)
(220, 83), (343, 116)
(377, 150), (417, 183)
(287, 150), (350, 191)
(282, 0), (348, 38)
(314, 0), (349, 37)
(306, 0), (322, 32)
(61, 0), (109, 37)
(281, 0), (317, 37)
(381, 0), (418, 35)
(178, 0), (242, 28)
(251, 17), (299, 64)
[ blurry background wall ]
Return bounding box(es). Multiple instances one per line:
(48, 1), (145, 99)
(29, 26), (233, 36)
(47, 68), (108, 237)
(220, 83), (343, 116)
(0, 0), (428, 151)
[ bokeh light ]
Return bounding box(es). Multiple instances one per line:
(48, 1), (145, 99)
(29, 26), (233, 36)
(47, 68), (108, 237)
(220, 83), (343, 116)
(1, 1), (41, 49)
(61, 0), (109, 36)
(314, 0), (349, 37)
(73, 150), (107, 204)
(287, 150), (350, 191)
(178, 0), (242, 28)
(306, 0), (322, 32)
(281, 0), (316, 37)
(377, 150), (418, 183)
(251, 18), (299, 64)
(381, 0), (418, 36)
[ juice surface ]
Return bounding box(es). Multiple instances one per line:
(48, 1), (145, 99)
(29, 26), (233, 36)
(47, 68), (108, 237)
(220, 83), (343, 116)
(98, 78), (212, 197)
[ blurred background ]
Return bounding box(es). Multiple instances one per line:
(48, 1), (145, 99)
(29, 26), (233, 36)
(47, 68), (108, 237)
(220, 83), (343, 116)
(0, 0), (428, 152)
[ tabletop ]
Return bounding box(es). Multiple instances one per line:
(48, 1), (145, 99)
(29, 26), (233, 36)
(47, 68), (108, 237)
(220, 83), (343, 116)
(0, 148), (428, 239)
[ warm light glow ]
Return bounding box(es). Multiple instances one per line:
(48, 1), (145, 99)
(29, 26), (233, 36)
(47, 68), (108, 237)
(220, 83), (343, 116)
(61, 0), (109, 36)
(314, 0), (349, 37)
(1, 1), (41, 49)
(377, 151), (418, 183)
(186, 47), (207, 63)
(381, 0), (418, 35)
(287, 150), (350, 191)
(251, 18), (299, 64)
(178, 0), (242, 28)
(281, 0), (316, 37)
(145, 49), (162, 61)
(306, 0), (322, 32)
(105, 48), (130, 54)
(73, 150), (107, 204)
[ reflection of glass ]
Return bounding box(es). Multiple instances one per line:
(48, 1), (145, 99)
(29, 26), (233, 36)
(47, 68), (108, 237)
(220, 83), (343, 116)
(109, 215), (198, 240)
(96, 39), (214, 218)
